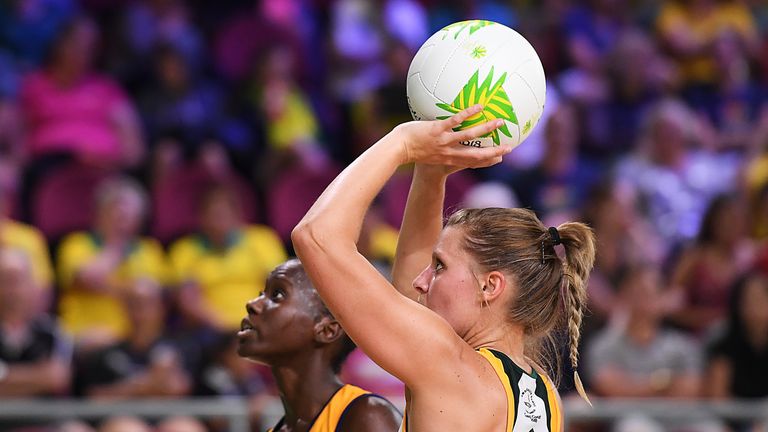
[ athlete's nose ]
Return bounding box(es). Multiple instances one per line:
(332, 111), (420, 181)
(246, 295), (266, 315)
(412, 265), (431, 295)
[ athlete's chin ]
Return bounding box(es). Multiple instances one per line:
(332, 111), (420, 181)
(236, 341), (266, 360)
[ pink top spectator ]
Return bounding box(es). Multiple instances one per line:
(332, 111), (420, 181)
(20, 71), (131, 163)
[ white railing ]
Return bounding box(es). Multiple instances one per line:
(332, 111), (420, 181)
(564, 398), (768, 427)
(0, 398), (251, 432)
(0, 397), (766, 431)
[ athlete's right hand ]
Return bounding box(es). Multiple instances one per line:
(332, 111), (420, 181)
(395, 104), (510, 168)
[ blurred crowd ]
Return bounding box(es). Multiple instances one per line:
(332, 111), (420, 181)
(0, 0), (767, 431)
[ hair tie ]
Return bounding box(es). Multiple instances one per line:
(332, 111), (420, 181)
(548, 227), (561, 246)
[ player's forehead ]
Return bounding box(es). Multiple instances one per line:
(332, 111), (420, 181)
(269, 260), (314, 293)
(434, 225), (470, 262)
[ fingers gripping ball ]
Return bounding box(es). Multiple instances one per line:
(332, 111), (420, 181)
(407, 20), (546, 149)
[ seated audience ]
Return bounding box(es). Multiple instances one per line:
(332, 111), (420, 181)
(588, 265), (702, 399)
(75, 278), (191, 399)
(19, 16), (144, 168)
(170, 184), (286, 331)
(0, 187), (54, 311)
(588, 264), (724, 431)
(706, 270), (768, 399)
(670, 194), (755, 334)
(58, 176), (169, 347)
(0, 248), (72, 398)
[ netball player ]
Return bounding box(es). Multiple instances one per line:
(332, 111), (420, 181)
(292, 105), (595, 431)
(237, 259), (401, 432)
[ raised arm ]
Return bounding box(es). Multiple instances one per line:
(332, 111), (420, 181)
(391, 165), (452, 300)
(292, 106), (507, 386)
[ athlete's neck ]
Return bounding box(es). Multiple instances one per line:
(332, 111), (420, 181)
(465, 321), (531, 374)
(271, 356), (344, 431)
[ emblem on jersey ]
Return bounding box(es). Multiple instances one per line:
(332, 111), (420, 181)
(521, 389), (541, 423)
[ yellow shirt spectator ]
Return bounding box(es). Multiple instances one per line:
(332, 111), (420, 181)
(57, 232), (169, 338)
(267, 88), (319, 150)
(0, 220), (53, 289)
(369, 223), (399, 264)
(170, 226), (287, 330)
(656, 2), (757, 84)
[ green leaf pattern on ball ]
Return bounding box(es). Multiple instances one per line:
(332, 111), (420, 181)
(441, 20), (495, 40)
(470, 45), (487, 59)
(523, 119), (532, 135)
(435, 67), (518, 146)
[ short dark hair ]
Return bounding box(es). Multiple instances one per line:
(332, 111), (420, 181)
(286, 259), (357, 373)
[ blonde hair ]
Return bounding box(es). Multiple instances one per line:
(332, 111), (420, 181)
(445, 208), (595, 402)
(95, 176), (148, 217)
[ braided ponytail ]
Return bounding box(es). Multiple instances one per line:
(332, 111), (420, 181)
(557, 222), (596, 405)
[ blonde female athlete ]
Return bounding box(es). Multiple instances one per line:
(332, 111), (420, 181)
(292, 105), (596, 432)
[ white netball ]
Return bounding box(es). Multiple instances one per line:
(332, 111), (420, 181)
(407, 20), (546, 148)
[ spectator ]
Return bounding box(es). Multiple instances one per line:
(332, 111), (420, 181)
(587, 264), (723, 431)
(194, 333), (272, 430)
(0, 0), (76, 68)
(656, 0), (760, 89)
(563, 0), (628, 67)
(170, 184), (286, 332)
(705, 271), (768, 400)
(120, 0), (203, 69)
(138, 44), (227, 153)
(0, 248), (72, 398)
(556, 0), (632, 155)
(588, 264), (702, 399)
(617, 98), (738, 245)
(0, 187), (54, 311)
(19, 16), (145, 169)
(75, 278), (191, 399)
(247, 44), (326, 177)
(212, 1), (308, 84)
(580, 180), (664, 326)
(604, 28), (678, 154)
(670, 194), (756, 334)
(329, 0), (390, 101)
(505, 103), (601, 221)
(57, 176), (169, 347)
(709, 25), (764, 150)
(346, 40), (414, 160)
(195, 332), (269, 397)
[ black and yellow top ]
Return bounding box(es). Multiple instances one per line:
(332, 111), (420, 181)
(400, 348), (562, 432)
(268, 384), (380, 432)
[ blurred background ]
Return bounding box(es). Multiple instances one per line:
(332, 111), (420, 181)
(0, 0), (767, 431)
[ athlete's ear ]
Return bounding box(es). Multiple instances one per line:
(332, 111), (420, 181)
(314, 315), (343, 344)
(481, 270), (507, 303)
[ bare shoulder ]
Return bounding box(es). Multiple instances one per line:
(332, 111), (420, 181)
(337, 395), (402, 432)
(406, 349), (509, 431)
